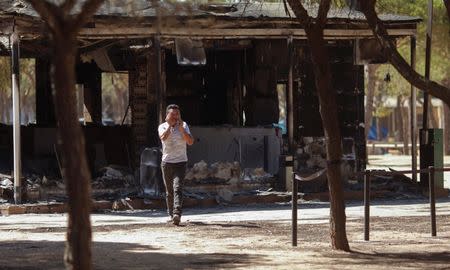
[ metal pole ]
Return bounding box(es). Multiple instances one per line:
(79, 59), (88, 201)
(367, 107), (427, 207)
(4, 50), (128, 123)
(11, 32), (21, 204)
(287, 35), (294, 152)
(410, 36), (417, 183)
(292, 171), (298, 246)
(364, 170), (371, 241)
(428, 166), (436, 236)
(423, 0), (433, 130)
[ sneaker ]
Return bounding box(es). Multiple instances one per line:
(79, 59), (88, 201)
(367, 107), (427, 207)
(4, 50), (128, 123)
(172, 214), (181, 226)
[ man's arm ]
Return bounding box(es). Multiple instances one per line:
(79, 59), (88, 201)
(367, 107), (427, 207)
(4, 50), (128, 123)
(178, 122), (194, 145)
(159, 126), (171, 141)
(181, 129), (194, 145)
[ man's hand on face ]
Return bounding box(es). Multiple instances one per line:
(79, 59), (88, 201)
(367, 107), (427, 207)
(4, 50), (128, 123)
(177, 119), (184, 133)
(166, 114), (176, 127)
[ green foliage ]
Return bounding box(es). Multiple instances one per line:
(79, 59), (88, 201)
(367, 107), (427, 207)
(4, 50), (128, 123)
(0, 57), (36, 124)
(377, 0), (448, 23)
(369, 0), (449, 116)
(101, 72), (130, 125)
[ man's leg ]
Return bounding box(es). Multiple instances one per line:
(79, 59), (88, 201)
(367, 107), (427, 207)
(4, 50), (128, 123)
(161, 165), (174, 218)
(172, 163), (186, 217)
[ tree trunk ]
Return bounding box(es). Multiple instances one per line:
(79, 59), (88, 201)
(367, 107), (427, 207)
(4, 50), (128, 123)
(395, 96), (402, 141)
(399, 97), (410, 155)
(445, 104), (450, 155)
(53, 33), (92, 270)
(25, 1), (106, 269)
(429, 105), (440, 129)
(365, 65), (377, 140)
(306, 27), (350, 251)
(285, 0), (350, 251)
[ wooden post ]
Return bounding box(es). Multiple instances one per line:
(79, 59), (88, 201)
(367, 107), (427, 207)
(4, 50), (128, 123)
(423, 0), (433, 130)
(36, 57), (56, 125)
(364, 170), (371, 241)
(11, 32), (21, 204)
(410, 36), (417, 182)
(292, 170), (298, 246)
(428, 166), (436, 237)
(153, 0), (164, 124)
(154, 36), (163, 123)
(287, 36), (294, 152)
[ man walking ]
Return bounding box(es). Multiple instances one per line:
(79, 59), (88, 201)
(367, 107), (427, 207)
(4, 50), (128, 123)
(158, 104), (194, 225)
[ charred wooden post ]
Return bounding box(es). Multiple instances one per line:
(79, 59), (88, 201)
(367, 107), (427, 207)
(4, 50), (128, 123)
(11, 31), (21, 204)
(364, 170), (371, 241)
(422, 0), (433, 130)
(154, 35), (163, 123)
(77, 62), (102, 124)
(36, 57), (56, 125)
(287, 36), (294, 152)
(410, 36), (417, 182)
(130, 48), (160, 166)
(428, 166), (436, 236)
(154, 0), (164, 123)
(292, 170), (298, 246)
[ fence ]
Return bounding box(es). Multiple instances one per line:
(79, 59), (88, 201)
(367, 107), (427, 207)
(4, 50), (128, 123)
(291, 166), (450, 246)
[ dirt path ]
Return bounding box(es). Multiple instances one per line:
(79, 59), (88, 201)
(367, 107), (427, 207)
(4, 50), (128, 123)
(0, 201), (449, 269)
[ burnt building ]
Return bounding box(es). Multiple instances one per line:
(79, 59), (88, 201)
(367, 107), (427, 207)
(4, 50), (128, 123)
(0, 1), (420, 193)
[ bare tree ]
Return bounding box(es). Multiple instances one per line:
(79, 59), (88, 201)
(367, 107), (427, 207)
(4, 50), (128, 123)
(286, 0), (350, 251)
(25, 1), (105, 269)
(358, 0), (450, 107)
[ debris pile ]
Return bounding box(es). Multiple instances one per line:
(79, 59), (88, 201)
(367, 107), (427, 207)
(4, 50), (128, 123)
(92, 166), (135, 189)
(242, 167), (273, 181)
(0, 177), (13, 202)
(298, 137), (327, 169)
(296, 137), (355, 192)
(0, 165), (138, 203)
(347, 170), (422, 199)
(185, 160), (273, 184)
(185, 160), (241, 183)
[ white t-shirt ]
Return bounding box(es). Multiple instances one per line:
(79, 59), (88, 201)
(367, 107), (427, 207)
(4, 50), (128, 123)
(158, 121), (191, 163)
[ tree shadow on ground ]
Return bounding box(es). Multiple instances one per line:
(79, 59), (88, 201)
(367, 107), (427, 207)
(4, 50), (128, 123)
(0, 240), (260, 270)
(304, 249), (450, 269)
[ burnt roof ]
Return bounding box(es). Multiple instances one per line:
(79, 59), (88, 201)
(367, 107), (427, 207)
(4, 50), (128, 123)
(0, 0), (421, 23)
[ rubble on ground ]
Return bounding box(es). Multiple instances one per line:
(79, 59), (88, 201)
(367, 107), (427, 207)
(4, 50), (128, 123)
(347, 169), (423, 199)
(216, 188), (234, 203)
(185, 160), (210, 180)
(0, 165), (138, 203)
(0, 178), (13, 202)
(92, 166), (135, 189)
(296, 137), (355, 192)
(185, 160), (273, 184)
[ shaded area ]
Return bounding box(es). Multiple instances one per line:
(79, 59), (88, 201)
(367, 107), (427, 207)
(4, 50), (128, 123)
(0, 216), (450, 269)
(302, 249), (450, 269)
(0, 240), (260, 270)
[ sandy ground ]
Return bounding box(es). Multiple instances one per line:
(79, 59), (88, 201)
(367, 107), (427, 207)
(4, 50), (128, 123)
(1, 199), (450, 270)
